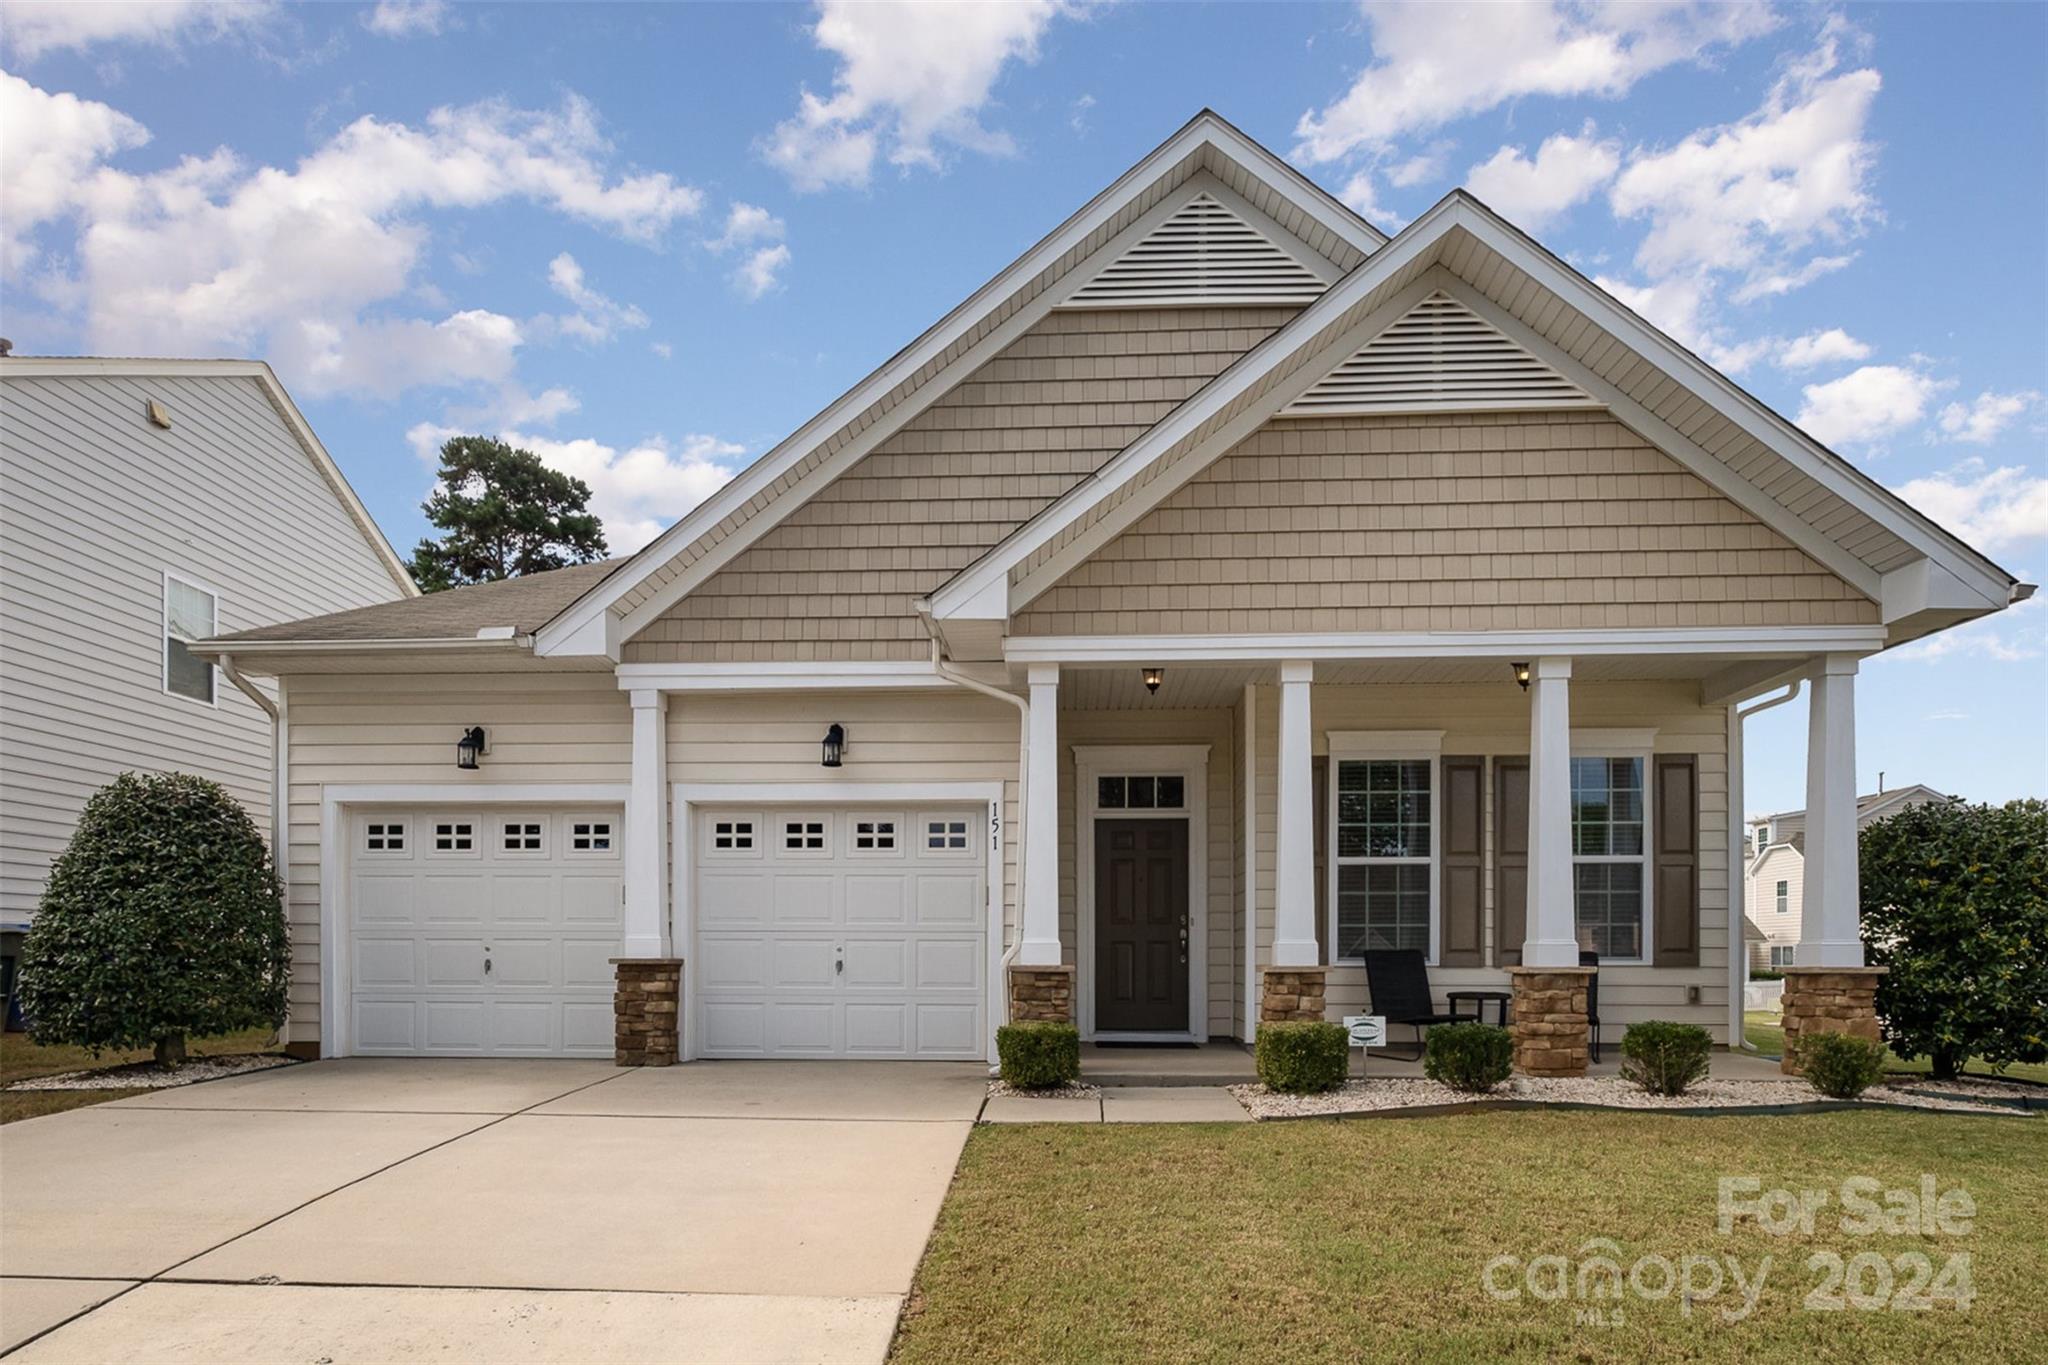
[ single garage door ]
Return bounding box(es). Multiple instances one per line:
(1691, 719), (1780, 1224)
(347, 808), (624, 1056)
(694, 806), (988, 1059)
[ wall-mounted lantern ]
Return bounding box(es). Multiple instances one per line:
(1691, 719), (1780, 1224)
(456, 726), (487, 770)
(1511, 662), (1531, 691)
(1142, 667), (1165, 695)
(822, 723), (846, 768)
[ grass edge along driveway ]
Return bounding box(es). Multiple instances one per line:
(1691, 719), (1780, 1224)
(892, 1110), (2044, 1364)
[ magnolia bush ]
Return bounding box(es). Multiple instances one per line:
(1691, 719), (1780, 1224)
(20, 772), (289, 1066)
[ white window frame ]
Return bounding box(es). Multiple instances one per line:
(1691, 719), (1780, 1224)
(425, 814), (482, 859)
(564, 816), (620, 859)
(777, 813), (832, 857)
(497, 815), (550, 859)
(162, 570), (220, 708)
(1770, 943), (1797, 969)
(1325, 731), (1444, 967)
(847, 812), (905, 858)
(1568, 730), (1656, 965)
(918, 812), (976, 857)
(705, 812), (763, 859)
(1775, 879), (1789, 917)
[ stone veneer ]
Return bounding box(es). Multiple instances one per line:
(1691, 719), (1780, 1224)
(1261, 968), (1328, 1023)
(1508, 966), (1594, 1076)
(1008, 965), (1075, 1023)
(1777, 965), (1886, 1076)
(613, 958), (683, 1066)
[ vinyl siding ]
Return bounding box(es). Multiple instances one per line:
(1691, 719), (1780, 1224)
(1248, 680), (1736, 1042)
(626, 307), (1296, 662)
(1015, 410), (1880, 635)
(0, 373), (405, 917)
(1745, 843), (1804, 968)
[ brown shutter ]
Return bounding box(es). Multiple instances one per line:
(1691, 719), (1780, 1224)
(1492, 758), (1529, 967)
(1439, 756), (1484, 966)
(1312, 755), (1328, 963)
(1654, 754), (1700, 968)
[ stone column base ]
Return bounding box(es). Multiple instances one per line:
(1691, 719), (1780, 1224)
(1008, 964), (1075, 1023)
(1508, 966), (1594, 1076)
(613, 958), (683, 1066)
(1777, 965), (1886, 1075)
(1261, 967), (1328, 1023)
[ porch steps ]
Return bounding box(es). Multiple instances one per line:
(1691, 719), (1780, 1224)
(1081, 1043), (1257, 1087)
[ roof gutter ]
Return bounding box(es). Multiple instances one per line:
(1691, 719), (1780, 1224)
(190, 634), (533, 656)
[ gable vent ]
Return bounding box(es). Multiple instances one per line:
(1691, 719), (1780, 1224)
(1281, 291), (1595, 415)
(1063, 193), (1329, 308)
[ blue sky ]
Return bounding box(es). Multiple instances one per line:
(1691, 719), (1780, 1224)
(3, 0), (2043, 814)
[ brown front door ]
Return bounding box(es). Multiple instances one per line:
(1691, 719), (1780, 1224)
(1094, 819), (1189, 1033)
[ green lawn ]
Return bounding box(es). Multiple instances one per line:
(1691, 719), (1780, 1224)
(0, 1027), (281, 1124)
(894, 1112), (2045, 1363)
(1742, 1011), (2048, 1085)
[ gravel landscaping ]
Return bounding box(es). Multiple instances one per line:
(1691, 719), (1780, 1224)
(1228, 1074), (2032, 1119)
(6, 1053), (299, 1092)
(986, 1079), (1101, 1100)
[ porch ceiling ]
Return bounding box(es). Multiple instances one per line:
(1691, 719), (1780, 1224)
(1053, 653), (1761, 711)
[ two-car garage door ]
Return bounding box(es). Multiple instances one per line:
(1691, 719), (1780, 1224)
(693, 806), (988, 1059)
(345, 803), (988, 1060)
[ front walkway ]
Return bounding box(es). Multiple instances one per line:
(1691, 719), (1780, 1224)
(0, 1058), (985, 1362)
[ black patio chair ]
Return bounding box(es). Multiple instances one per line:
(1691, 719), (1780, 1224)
(1580, 949), (1603, 1064)
(1362, 949), (1470, 1060)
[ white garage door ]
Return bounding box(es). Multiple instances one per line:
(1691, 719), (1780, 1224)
(694, 806), (988, 1059)
(347, 808), (624, 1056)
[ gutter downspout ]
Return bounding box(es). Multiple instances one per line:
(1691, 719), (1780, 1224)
(1728, 681), (1802, 1050)
(219, 654), (290, 1048)
(924, 639), (1030, 1058)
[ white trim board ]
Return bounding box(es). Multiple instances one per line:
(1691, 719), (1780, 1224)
(1071, 745), (1211, 1042)
(316, 782), (632, 1059)
(533, 113), (1384, 659)
(1002, 626), (1889, 665)
(671, 780), (1006, 1063)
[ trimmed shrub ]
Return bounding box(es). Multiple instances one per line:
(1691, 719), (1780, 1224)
(1619, 1021), (1714, 1096)
(996, 1021), (1080, 1089)
(1255, 1020), (1349, 1093)
(21, 772), (289, 1065)
(1423, 1022), (1513, 1093)
(1749, 969), (1784, 981)
(1798, 1032), (1887, 1099)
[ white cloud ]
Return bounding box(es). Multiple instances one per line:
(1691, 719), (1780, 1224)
(1385, 146), (1447, 189)
(765, 0), (1079, 191)
(1731, 252), (1855, 303)
(542, 251), (648, 342)
(6, 72), (699, 398)
(1795, 365), (1944, 448)
(0, 0), (272, 59)
(1777, 327), (1871, 370)
(649, 341), (673, 360)
(490, 385), (580, 427)
(1890, 461), (2048, 555)
(1295, 1), (1777, 163)
(710, 201), (785, 250)
(500, 430), (746, 553)
(1890, 593), (2043, 663)
(1609, 24), (1880, 296)
(734, 244), (792, 300)
(363, 0), (449, 37)
(1464, 127), (1619, 230)
(0, 70), (149, 272)
(1335, 169), (1403, 231)
(1591, 271), (1770, 372)
(1936, 391), (2041, 446)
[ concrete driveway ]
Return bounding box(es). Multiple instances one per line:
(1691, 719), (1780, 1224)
(0, 1058), (985, 1362)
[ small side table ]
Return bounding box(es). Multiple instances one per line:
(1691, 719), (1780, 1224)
(1446, 989), (1512, 1028)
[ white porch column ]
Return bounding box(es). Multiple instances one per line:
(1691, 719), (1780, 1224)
(1799, 654), (1864, 966)
(624, 688), (670, 958)
(1272, 660), (1319, 967)
(1017, 664), (1063, 965)
(1522, 657), (1580, 967)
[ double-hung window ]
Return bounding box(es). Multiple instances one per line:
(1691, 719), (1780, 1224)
(163, 573), (218, 705)
(1570, 752), (1649, 961)
(1774, 879), (1789, 917)
(1329, 734), (1441, 961)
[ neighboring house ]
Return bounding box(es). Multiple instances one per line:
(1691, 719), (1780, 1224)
(197, 113), (2028, 1065)
(1744, 784), (1952, 971)
(0, 358), (416, 931)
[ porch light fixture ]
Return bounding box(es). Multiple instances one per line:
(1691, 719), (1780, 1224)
(821, 723), (846, 768)
(456, 726), (487, 770)
(1143, 667), (1164, 695)
(1511, 661), (1531, 691)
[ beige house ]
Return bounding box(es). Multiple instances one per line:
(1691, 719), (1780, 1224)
(198, 114), (2028, 1071)
(1745, 784), (1951, 970)
(0, 359), (414, 927)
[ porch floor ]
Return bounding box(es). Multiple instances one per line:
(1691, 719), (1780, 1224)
(1081, 1043), (1787, 1087)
